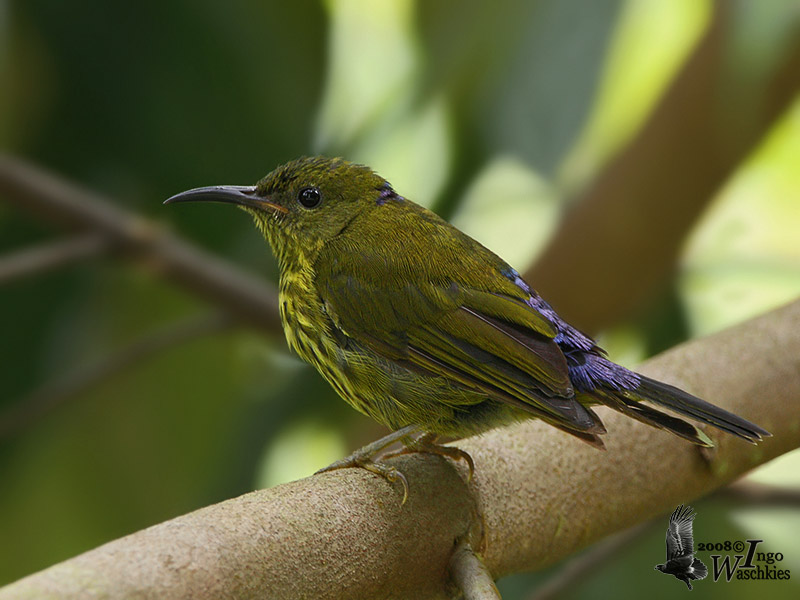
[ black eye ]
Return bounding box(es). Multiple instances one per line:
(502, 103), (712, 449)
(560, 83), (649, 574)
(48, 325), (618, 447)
(298, 187), (322, 208)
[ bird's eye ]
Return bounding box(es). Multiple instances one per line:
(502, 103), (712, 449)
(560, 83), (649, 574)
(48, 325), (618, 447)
(297, 187), (322, 209)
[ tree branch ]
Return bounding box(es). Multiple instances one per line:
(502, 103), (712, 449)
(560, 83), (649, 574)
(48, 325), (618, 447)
(450, 538), (501, 600)
(717, 480), (800, 507)
(0, 155), (282, 334)
(0, 233), (109, 284)
(525, 523), (651, 600)
(526, 6), (800, 332)
(526, 478), (800, 599)
(0, 312), (233, 440)
(1, 297), (797, 599)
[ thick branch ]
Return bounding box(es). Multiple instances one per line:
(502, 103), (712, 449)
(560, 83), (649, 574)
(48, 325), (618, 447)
(526, 7), (800, 332)
(0, 155), (282, 334)
(2, 298), (798, 599)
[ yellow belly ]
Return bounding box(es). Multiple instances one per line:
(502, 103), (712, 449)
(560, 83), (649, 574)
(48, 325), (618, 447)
(276, 268), (491, 435)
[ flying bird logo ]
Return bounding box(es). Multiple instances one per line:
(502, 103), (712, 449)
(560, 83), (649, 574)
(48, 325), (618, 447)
(655, 505), (708, 590)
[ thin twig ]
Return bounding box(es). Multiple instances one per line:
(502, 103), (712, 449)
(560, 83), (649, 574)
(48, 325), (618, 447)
(717, 480), (800, 506)
(0, 155), (282, 334)
(0, 311), (233, 439)
(0, 233), (109, 284)
(450, 538), (501, 600)
(525, 523), (652, 600)
(526, 479), (800, 599)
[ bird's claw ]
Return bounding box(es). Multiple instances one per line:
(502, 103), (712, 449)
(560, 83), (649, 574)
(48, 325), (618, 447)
(314, 427), (472, 506)
(384, 435), (475, 482)
(316, 454), (410, 505)
(439, 445), (475, 482)
(366, 463), (410, 505)
(315, 457), (357, 475)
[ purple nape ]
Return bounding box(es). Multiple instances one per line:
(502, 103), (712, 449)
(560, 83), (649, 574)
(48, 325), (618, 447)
(376, 182), (401, 206)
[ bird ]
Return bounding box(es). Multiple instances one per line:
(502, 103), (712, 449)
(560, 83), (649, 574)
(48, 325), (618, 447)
(165, 156), (769, 501)
(655, 505), (708, 590)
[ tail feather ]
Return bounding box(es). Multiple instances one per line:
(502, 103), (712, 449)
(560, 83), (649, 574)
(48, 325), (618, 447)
(594, 390), (714, 447)
(633, 376), (770, 444)
(552, 423), (607, 449)
(691, 558), (708, 580)
(594, 375), (770, 446)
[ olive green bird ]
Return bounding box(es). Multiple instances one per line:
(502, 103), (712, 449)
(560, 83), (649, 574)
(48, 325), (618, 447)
(166, 156), (768, 500)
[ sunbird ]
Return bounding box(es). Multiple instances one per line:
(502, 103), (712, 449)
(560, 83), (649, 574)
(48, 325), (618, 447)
(166, 156), (769, 500)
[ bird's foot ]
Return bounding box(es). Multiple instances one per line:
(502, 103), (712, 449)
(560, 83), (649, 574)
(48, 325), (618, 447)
(315, 428), (476, 504)
(383, 434), (484, 551)
(315, 425), (419, 504)
(383, 433), (475, 482)
(318, 454), (410, 504)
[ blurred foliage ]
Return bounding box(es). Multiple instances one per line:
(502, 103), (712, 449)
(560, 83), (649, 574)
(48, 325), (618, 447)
(561, 0), (709, 190)
(1, 0), (799, 597)
(681, 98), (800, 337)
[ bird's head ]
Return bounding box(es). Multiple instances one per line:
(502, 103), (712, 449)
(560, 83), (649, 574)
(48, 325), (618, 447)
(165, 156), (398, 266)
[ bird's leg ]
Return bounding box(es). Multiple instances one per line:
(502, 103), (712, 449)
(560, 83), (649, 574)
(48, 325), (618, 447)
(383, 433), (475, 481)
(316, 425), (421, 503)
(383, 433), (484, 551)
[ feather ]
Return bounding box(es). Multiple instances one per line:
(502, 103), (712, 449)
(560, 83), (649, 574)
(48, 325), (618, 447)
(631, 376), (769, 444)
(666, 505), (697, 560)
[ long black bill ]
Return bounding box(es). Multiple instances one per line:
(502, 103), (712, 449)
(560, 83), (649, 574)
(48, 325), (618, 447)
(164, 185), (288, 214)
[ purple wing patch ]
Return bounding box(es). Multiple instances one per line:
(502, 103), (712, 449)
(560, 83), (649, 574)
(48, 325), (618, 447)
(501, 267), (593, 349)
(500, 266), (640, 393)
(568, 353), (640, 392)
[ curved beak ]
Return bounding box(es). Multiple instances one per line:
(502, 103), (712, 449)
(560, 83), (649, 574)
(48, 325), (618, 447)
(164, 185), (288, 214)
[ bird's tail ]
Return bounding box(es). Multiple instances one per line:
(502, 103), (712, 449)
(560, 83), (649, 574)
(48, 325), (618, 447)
(691, 557), (708, 580)
(598, 375), (770, 447)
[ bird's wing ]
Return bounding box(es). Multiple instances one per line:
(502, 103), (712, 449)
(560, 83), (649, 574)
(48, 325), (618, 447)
(314, 212), (602, 434)
(665, 505), (697, 560)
